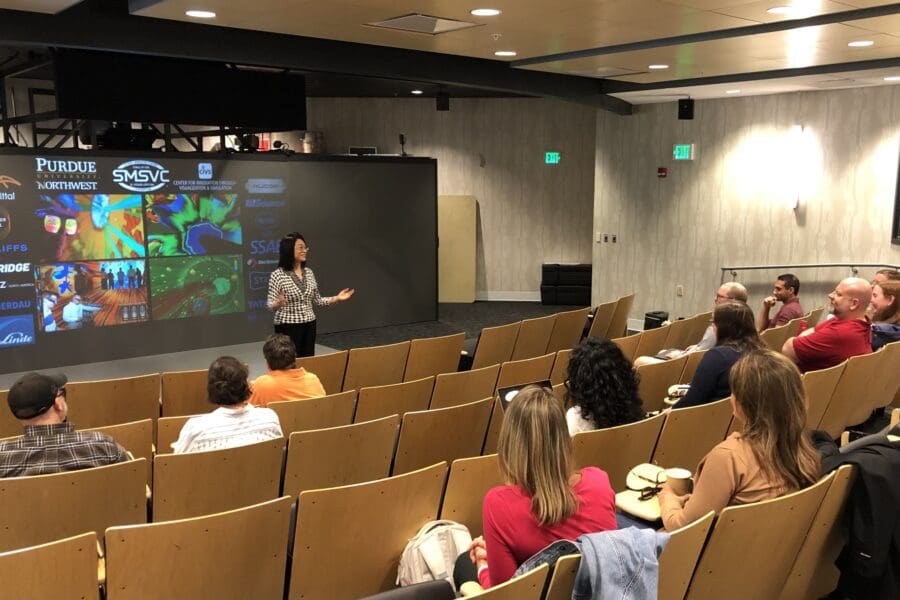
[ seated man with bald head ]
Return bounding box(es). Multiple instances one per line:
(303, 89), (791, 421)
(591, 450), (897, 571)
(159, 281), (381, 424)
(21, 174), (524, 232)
(782, 277), (872, 372)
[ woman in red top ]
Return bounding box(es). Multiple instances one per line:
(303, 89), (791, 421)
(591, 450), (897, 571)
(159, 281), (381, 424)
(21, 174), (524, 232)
(468, 385), (617, 588)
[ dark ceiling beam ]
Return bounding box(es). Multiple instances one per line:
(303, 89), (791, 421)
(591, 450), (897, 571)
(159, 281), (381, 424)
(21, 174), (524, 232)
(0, 3), (632, 115)
(512, 3), (900, 67)
(600, 56), (900, 94)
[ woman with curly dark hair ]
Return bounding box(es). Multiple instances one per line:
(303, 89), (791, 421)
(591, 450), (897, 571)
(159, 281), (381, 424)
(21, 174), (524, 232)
(564, 338), (645, 435)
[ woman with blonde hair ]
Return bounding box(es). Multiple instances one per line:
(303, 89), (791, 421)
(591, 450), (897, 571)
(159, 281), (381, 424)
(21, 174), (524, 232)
(871, 280), (900, 350)
(466, 385), (617, 588)
(659, 349), (821, 530)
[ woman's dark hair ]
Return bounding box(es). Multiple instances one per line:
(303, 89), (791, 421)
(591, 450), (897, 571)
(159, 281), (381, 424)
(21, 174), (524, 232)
(277, 232), (306, 271)
(714, 301), (763, 353)
(565, 337), (644, 429)
(207, 356), (251, 406)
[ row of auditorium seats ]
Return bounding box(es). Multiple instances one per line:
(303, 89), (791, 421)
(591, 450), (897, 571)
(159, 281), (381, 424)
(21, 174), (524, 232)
(0, 458), (857, 600)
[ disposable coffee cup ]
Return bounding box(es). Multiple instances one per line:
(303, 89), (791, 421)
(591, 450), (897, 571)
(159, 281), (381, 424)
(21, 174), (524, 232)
(665, 468), (693, 495)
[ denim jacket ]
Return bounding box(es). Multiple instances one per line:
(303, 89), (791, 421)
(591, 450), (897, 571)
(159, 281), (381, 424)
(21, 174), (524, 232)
(573, 528), (669, 600)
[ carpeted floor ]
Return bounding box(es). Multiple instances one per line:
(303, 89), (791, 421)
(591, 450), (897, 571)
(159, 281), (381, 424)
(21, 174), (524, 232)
(317, 301), (584, 350)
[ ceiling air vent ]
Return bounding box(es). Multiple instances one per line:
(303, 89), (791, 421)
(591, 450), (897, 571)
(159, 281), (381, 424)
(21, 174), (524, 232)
(368, 13), (480, 35)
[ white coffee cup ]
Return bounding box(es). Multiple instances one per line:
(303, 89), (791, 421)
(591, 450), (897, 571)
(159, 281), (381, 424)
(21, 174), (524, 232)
(664, 467), (693, 495)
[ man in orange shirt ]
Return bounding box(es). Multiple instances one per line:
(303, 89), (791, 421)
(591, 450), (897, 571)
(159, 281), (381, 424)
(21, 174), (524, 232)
(249, 334), (326, 407)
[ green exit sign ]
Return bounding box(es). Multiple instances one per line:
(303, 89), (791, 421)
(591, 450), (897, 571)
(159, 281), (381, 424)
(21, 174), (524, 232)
(545, 152), (561, 164)
(673, 144), (695, 161)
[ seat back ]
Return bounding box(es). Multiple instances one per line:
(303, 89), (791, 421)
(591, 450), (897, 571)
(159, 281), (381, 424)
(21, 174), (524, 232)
(546, 307), (590, 354)
(0, 532), (100, 600)
(806, 307), (825, 328)
(404, 332), (466, 381)
(156, 414), (193, 454)
(652, 398), (734, 471)
(550, 349), (572, 386)
(510, 314), (557, 361)
(607, 292), (635, 339)
(872, 341), (900, 410)
(269, 390), (357, 435)
(634, 324), (671, 359)
(818, 351), (884, 438)
(0, 458), (147, 552)
(290, 463), (448, 600)
(637, 354), (689, 413)
(0, 390), (16, 438)
(106, 497), (292, 600)
(801, 362), (845, 430)
(658, 511), (716, 600)
(684, 312), (713, 347)
(663, 317), (696, 351)
(66, 373), (160, 430)
(474, 564), (549, 599)
(572, 413), (666, 491)
(359, 581), (455, 600)
(759, 323), (792, 353)
(587, 299), (618, 340)
(439, 454), (503, 536)
(160, 369), (207, 417)
(297, 349), (349, 394)
(543, 553), (581, 600)
(343, 341), (411, 391)
(783, 315), (805, 338)
(472, 321), (522, 370)
(88, 419), (153, 485)
(482, 398), (505, 455)
(495, 353), (555, 392)
(430, 364), (500, 409)
(684, 471), (834, 600)
(282, 415), (399, 499)
(393, 398), (492, 475)
(612, 332), (641, 362)
(780, 465), (856, 600)
(679, 350), (708, 384)
(355, 376), (435, 423)
(152, 437), (285, 521)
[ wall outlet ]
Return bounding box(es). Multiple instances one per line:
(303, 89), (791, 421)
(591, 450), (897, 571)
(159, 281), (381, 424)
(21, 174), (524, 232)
(676, 284), (684, 297)
(603, 234), (609, 243)
(611, 234), (617, 243)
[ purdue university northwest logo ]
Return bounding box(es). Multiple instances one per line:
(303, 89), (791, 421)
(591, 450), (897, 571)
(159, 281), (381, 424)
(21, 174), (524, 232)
(0, 176), (22, 188)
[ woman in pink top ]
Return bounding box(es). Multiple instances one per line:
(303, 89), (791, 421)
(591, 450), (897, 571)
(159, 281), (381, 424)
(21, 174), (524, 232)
(467, 385), (617, 588)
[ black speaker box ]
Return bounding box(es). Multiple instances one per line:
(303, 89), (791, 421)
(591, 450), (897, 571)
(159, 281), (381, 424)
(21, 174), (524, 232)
(436, 93), (450, 111)
(678, 99), (694, 120)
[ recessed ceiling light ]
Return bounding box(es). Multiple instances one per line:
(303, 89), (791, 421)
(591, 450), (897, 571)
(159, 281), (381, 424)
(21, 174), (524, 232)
(726, 89), (741, 94)
(185, 9), (216, 18)
(766, 6), (794, 15)
(847, 40), (874, 47)
(471, 8), (501, 17)
(494, 50), (517, 57)
(884, 76), (900, 82)
(648, 64), (669, 70)
(411, 89), (424, 95)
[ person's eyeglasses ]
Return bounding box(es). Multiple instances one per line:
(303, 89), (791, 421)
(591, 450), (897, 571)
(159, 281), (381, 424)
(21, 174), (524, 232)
(715, 293), (729, 301)
(296, 246), (309, 252)
(56, 387), (67, 398)
(626, 470), (666, 501)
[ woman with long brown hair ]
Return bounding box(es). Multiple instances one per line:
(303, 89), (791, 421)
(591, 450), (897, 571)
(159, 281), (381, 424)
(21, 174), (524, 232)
(871, 280), (900, 350)
(674, 300), (763, 409)
(467, 385), (617, 588)
(660, 349), (821, 530)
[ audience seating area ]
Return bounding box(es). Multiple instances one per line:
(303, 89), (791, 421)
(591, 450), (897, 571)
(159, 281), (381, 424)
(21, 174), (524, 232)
(0, 292), (897, 599)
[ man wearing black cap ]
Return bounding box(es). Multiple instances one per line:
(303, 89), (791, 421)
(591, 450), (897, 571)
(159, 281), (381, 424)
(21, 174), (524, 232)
(0, 372), (128, 477)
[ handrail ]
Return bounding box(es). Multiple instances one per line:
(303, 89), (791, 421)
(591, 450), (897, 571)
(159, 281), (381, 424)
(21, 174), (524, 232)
(720, 262), (900, 283)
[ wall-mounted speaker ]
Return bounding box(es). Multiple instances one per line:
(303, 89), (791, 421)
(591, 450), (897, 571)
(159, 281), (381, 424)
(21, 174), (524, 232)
(678, 99), (694, 120)
(436, 92), (450, 112)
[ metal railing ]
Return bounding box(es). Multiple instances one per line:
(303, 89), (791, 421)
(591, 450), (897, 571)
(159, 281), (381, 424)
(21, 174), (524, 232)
(720, 262), (900, 283)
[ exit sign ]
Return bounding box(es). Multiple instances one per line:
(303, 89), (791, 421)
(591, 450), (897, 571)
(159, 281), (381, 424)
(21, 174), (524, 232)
(673, 144), (695, 161)
(545, 152), (561, 164)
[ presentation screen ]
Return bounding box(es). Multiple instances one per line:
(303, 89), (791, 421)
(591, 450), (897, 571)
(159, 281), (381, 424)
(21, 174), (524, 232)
(0, 150), (437, 373)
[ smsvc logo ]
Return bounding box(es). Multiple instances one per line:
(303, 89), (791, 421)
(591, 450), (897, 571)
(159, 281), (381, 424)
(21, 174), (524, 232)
(113, 160), (170, 192)
(198, 162), (213, 180)
(0, 314), (35, 347)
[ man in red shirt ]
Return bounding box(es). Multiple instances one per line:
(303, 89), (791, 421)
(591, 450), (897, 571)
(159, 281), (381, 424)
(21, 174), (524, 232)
(782, 277), (872, 372)
(758, 273), (804, 332)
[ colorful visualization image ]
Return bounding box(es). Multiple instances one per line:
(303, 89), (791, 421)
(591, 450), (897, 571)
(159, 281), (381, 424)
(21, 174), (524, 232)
(35, 260), (149, 332)
(35, 194), (145, 261)
(149, 255), (245, 320)
(145, 194), (242, 256)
